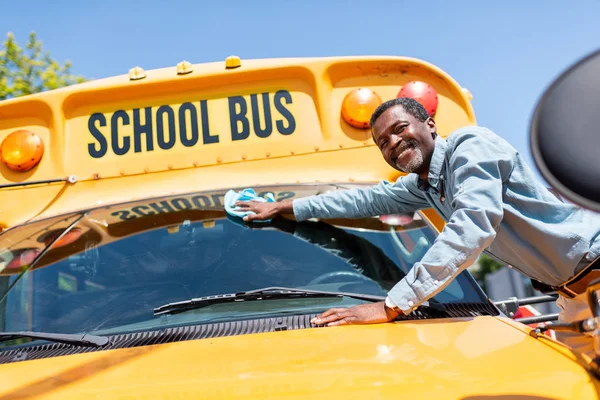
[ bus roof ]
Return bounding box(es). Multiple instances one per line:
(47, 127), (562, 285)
(0, 55), (475, 230)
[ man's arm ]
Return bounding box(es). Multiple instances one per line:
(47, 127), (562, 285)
(239, 175), (430, 222)
(311, 129), (514, 326)
(386, 130), (512, 313)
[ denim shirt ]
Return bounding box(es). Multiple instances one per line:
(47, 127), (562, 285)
(292, 126), (600, 314)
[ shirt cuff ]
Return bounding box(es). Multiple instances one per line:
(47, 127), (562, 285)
(387, 278), (421, 315)
(292, 198), (312, 222)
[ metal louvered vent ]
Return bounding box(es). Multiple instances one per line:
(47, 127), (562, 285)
(0, 302), (499, 365)
(396, 302), (499, 321)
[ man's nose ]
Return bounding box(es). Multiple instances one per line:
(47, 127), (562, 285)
(389, 135), (402, 149)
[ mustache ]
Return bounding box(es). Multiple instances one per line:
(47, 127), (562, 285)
(392, 139), (418, 158)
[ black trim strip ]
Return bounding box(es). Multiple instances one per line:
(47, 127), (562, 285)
(0, 302), (499, 365)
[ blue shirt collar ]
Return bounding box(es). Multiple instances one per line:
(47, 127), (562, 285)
(417, 136), (446, 191)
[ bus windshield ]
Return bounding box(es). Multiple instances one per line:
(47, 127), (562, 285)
(0, 185), (487, 341)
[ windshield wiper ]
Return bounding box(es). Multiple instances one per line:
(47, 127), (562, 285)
(0, 213), (86, 305)
(0, 331), (109, 348)
(154, 286), (385, 316)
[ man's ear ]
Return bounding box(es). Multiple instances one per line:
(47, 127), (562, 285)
(426, 117), (436, 130)
(426, 117), (437, 137)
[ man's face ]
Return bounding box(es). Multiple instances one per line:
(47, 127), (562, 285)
(372, 105), (437, 174)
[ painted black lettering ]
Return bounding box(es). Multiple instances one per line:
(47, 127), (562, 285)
(111, 110), (131, 156)
(228, 96), (250, 141)
(250, 93), (273, 138)
(133, 107), (154, 153)
(178, 103), (199, 147)
(111, 210), (136, 221)
(277, 191), (295, 201)
(149, 201), (175, 214)
(274, 90), (296, 135)
(192, 195), (212, 208)
(132, 205), (156, 217)
(256, 192), (271, 199)
(156, 106), (176, 150)
(172, 198), (192, 210)
(211, 194), (224, 207)
(88, 113), (108, 158)
(200, 100), (218, 144)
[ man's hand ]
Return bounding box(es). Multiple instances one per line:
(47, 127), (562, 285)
(235, 199), (293, 222)
(310, 302), (400, 327)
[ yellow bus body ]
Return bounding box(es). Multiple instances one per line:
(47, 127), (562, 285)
(0, 56), (599, 399)
(0, 56), (474, 230)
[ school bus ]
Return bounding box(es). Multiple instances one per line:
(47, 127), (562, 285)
(0, 55), (599, 399)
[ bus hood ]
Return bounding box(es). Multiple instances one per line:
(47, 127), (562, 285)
(0, 316), (598, 399)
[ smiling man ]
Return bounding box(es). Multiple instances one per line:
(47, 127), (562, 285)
(236, 97), (600, 356)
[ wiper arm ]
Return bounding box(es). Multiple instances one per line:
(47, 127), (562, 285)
(0, 213), (86, 305)
(154, 286), (385, 316)
(0, 331), (109, 348)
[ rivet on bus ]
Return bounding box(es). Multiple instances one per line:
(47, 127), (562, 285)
(225, 55), (242, 69)
(129, 66), (147, 81)
(397, 81), (438, 116)
(462, 87), (473, 101)
(341, 88), (382, 129)
(0, 130), (44, 172)
(176, 60), (193, 75)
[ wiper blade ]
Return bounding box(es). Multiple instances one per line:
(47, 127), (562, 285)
(0, 331), (109, 348)
(154, 286), (385, 316)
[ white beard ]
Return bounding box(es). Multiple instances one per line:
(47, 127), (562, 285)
(395, 146), (424, 173)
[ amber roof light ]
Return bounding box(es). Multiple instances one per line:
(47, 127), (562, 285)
(341, 88), (383, 129)
(0, 130), (45, 172)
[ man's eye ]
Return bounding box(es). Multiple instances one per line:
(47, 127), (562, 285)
(394, 126), (405, 134)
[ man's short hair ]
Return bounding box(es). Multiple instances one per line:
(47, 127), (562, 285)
(370, 97), (430, 129)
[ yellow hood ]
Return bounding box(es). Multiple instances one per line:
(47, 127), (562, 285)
(0, 316), (598, 399)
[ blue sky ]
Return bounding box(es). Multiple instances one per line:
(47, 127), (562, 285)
(2, 0), (599, 176)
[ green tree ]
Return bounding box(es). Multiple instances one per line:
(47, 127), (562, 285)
(0, 31), (85, 100)
(478, 253), (504, 277)
(473, 253), (505, 293)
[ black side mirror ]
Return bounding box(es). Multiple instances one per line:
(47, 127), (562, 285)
(530, 49), (600, 211)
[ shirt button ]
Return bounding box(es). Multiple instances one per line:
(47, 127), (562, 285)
(408, 301), (414, 307)
(434, 280), (439, 285)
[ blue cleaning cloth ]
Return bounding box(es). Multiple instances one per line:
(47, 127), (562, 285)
(224, 188), (275, 222)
